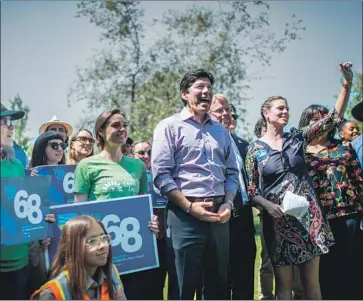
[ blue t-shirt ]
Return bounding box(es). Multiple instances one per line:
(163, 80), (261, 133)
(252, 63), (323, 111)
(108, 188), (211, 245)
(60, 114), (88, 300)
(13, 141), (29, 168)
(351, 134), (362, 167)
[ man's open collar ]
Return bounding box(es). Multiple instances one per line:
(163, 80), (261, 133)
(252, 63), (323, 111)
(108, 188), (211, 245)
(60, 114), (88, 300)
(180, 107), (212, 124)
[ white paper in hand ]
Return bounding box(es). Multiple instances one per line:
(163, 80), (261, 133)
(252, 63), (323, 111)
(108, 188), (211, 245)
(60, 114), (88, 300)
(281, 191), (309, 219)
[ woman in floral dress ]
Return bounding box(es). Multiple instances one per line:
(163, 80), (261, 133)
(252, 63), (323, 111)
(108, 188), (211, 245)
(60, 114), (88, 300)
(245, 62), (353, 300)
(299, 108), (363, 298)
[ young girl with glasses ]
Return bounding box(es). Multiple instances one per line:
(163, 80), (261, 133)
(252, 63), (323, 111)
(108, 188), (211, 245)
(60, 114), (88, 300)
(31, 215), (126, 300)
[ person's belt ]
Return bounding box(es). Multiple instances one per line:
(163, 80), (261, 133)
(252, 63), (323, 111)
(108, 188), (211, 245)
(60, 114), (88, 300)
(186, 196), (225, 213)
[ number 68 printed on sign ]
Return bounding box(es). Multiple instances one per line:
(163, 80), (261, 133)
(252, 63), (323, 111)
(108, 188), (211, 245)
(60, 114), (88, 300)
(102, 214), (142, 253)
(14, 190), (43, 224)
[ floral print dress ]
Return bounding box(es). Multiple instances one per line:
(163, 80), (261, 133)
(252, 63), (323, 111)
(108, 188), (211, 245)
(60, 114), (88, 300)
(305, 140), (363, 220)
(246, 109), (339, 266)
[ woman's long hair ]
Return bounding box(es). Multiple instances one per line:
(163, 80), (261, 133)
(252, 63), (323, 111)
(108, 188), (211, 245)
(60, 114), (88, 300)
(49, 215), (116, 300)
(29, 131), (66, 168)
(67, 129), (94, 164)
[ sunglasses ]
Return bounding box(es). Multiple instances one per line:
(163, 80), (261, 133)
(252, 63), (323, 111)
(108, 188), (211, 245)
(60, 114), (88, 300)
(86, 234), (112, 250)
(73, 137), (95, 144)
(48, 141), (67, 151)
(0, 118), (14, 128)
(135, 149), (151, 156)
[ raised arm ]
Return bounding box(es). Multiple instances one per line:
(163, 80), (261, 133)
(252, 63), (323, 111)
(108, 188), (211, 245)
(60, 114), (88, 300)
(302, 62), (353, 144)
(335, 62), (353, 118)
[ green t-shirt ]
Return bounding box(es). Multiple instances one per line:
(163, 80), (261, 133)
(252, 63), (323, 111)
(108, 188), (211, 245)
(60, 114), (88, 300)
(74, 154), (148, 201)
(0, 158), (29, 272)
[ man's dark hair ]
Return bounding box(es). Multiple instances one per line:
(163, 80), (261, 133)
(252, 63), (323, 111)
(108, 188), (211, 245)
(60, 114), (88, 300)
(179, 69), (214, 106)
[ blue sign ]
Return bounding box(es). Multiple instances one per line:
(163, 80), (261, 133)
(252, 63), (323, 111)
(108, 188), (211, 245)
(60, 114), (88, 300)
(49, 195), (159, 275)
(29, 165), (76, 206)
(146, 171), (168, 208)
(1, 176), (51, 246)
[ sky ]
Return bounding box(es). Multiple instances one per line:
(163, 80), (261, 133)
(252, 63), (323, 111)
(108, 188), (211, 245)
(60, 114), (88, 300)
(1, 1), (362, 141)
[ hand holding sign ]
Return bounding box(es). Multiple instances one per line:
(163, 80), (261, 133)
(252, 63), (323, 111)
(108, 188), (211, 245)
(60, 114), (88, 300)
(49, 195), (159, 275)
(30, 165), (76, 206)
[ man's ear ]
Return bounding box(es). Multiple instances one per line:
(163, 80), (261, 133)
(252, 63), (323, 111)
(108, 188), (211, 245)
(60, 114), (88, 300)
(180, 91), (189, 102)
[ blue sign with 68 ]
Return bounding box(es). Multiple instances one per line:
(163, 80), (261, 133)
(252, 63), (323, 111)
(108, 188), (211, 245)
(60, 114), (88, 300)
(48, 194), (159, 275)
(0, 176), (51, 246)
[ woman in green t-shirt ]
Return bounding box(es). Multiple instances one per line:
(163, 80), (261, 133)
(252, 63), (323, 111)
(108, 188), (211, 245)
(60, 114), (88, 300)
(73, 109), (159, 300)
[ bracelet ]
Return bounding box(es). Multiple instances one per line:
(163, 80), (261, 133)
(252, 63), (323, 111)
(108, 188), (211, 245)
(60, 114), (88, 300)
(186, 202), (193, 214)
(342, 81), (352, 89)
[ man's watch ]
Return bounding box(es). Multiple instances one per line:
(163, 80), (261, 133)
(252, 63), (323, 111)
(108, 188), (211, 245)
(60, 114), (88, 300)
(225, 200), (234, 210)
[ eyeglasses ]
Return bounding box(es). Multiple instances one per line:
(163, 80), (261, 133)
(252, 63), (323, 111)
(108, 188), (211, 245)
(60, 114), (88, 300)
(86, 234), (111, 250)
(0, 118), (14, 128)
(135, 149), (151, 156)
(74, 137), (95, 144)
(48, 141), (67, 151)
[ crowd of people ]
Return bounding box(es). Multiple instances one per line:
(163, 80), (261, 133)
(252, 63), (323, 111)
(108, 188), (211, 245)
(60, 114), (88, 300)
(0, 61), (362, 300)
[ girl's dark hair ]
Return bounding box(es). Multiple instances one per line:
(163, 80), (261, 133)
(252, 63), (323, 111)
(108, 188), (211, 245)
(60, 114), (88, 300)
(49, 215), (116, 300)
(260, 96), (288, 125)
(94, 109), (127, 150)
(180, 69), (214, 106)
(29, 131), (66, 168)
(68, 129), (94, 164)
(298, 104), (336, 141)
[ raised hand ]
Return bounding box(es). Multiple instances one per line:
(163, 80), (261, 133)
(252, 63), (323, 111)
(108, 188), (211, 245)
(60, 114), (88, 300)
(339, 61), (353, 85)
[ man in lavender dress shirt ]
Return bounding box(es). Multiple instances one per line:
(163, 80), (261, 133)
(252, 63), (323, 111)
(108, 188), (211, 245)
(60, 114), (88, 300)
(152, 69), (239, 300)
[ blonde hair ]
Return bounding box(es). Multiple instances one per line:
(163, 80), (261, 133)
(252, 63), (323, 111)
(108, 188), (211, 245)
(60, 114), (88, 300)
(67, 129), (94, 164)
(211, 94), (230, 106)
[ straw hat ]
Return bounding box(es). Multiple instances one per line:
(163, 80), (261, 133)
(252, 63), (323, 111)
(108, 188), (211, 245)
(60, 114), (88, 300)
(39, 115), (73, 136)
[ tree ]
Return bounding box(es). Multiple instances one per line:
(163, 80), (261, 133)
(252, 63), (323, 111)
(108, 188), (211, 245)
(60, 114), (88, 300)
(150, 1), (305, 138)
(69, 1), (305, 140)
(130, 71), (183, 141)
(9, 94), (32, 154)
(345, 72), (362, 125)
(68, 0), (149, 131)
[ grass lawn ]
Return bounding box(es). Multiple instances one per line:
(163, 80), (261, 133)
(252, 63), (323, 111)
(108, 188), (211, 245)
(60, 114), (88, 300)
(163, 209), (264, 300)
